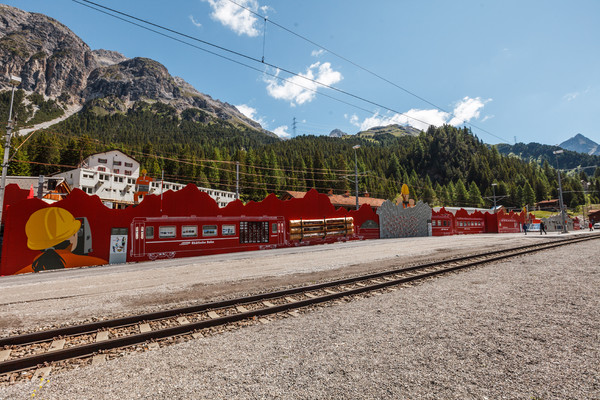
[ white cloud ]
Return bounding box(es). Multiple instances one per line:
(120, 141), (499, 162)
(564, 87), (590, 102)
(189, 15), (202, 28)
(264, 62), (343, 106)
(349, 96), (490, 132)
(448, 96), (489, 125)
(564, 92), (578, 101)
(311, 49), (325, 57)
(273, 125), (291, 139)
(202, 0), (262, 37)
(235, 104), (267, 127)
(259, 5), (272, 14)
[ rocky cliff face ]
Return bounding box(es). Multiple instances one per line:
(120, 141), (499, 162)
(357, 124), (421, 138)
(0, 4), (97, 101)
(92, 49), (128, 67)
(329, 128), (348, 138)
(559, 133), (600, 156)
(0, 4), (268, 134)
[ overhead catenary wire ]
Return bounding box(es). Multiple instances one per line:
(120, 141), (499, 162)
(222, 0), (509, 144)
(18, 142), (358, 184)
(10, 159), (379, 197)
(37, 131), (358, 175)
(72, 0), (449, 132)
(21, 135), (577, 197)
(70, 0), (379, 123)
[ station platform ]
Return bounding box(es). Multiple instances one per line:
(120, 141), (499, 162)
(0, 230), (595, 335)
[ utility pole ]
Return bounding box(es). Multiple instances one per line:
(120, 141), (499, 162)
(235, 161), (240, 200)
(484, 182), (507, 212)
(37, 175), (44, 199)
(292, 117), (297, 137)
(0, 75), (21, 224)
(353, 145), (360, 210)
(553, 150), (568, 233)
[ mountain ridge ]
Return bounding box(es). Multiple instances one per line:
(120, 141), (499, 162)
(559, 133), (599, 156)
(0, 4), (274, 137)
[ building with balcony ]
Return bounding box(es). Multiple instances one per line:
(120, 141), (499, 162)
(52, 150), (236, 208)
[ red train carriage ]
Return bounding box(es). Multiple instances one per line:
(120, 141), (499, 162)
(454, 210), (486, 235)
(431, 207), (454, 236)
(129, 215), (286, 261)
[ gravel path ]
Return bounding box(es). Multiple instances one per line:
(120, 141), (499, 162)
(0, 233), (560, 335)
(0, 237), (598, 399)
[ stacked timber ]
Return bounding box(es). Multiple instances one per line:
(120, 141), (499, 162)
(289, 217), (354, 241)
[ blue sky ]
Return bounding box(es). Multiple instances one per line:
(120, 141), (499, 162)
(4, 0), (599, 145)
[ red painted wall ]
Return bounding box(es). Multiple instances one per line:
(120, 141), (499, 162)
(1, 186), (374, 276)
(431, 207), (455, 236)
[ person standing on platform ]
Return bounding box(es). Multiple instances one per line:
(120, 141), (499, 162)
(540, 221), (547, 235)
(523, 222), (528, 235)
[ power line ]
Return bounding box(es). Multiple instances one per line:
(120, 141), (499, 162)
(42, 130), (358, 175)
(72, 0), (451, 132)
(72, 0), (384, 123)
(223, 0), (509, 143)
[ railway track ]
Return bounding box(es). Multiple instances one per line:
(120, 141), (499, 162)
(0, 234), (597, 382)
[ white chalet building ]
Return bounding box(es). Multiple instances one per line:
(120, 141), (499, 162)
(53, 150), (236, 208)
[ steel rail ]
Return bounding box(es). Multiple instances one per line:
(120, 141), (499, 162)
(0, 235), (588, 347)
(0, 235), (597, 376)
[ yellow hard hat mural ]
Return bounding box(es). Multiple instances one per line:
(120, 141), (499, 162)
(25, 208), (81, 250)
(18, 207), (107, 274)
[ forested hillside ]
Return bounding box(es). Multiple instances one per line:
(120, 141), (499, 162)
(2, 4), (599, 213)
(5, 99), (600, 210)
(496, 142), (600, 172)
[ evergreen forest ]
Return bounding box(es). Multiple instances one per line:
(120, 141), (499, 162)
(2, 96), (600, 211)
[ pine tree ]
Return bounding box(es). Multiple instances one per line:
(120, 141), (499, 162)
(467, 181), (483, 207)
(522, 181), (536, 207)
(8, 146), (31, 176)
(454, 180), (469, 207)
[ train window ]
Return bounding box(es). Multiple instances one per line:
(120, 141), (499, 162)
(146, 226), (154, 239)
(222, 224), (236, 236)
(202, 225), (218, 237)
(182, 225), (198, 238)
(271, 223), (278, 234)
(239, 221), (269, 244)
(159, 226), (176, 238)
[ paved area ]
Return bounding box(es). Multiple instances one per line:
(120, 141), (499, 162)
(0, 232), (577, 334)
(0, 231), (592, 335)
(0, 231), (597, 399)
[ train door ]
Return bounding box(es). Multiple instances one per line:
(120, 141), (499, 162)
(131, 220), (146, 257)
(109, 227), (128, 264)
(276, 218), (285, 244)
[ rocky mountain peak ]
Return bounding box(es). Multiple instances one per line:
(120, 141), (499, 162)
(0, 4), (271, 135)
(559, 133), (599, 156)
(92, 49), (128, 67)
(329, 128), (348, 137)
(0, 4), (97, 101)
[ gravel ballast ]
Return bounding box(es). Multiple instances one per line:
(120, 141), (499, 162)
(0, 237), (598, 399)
